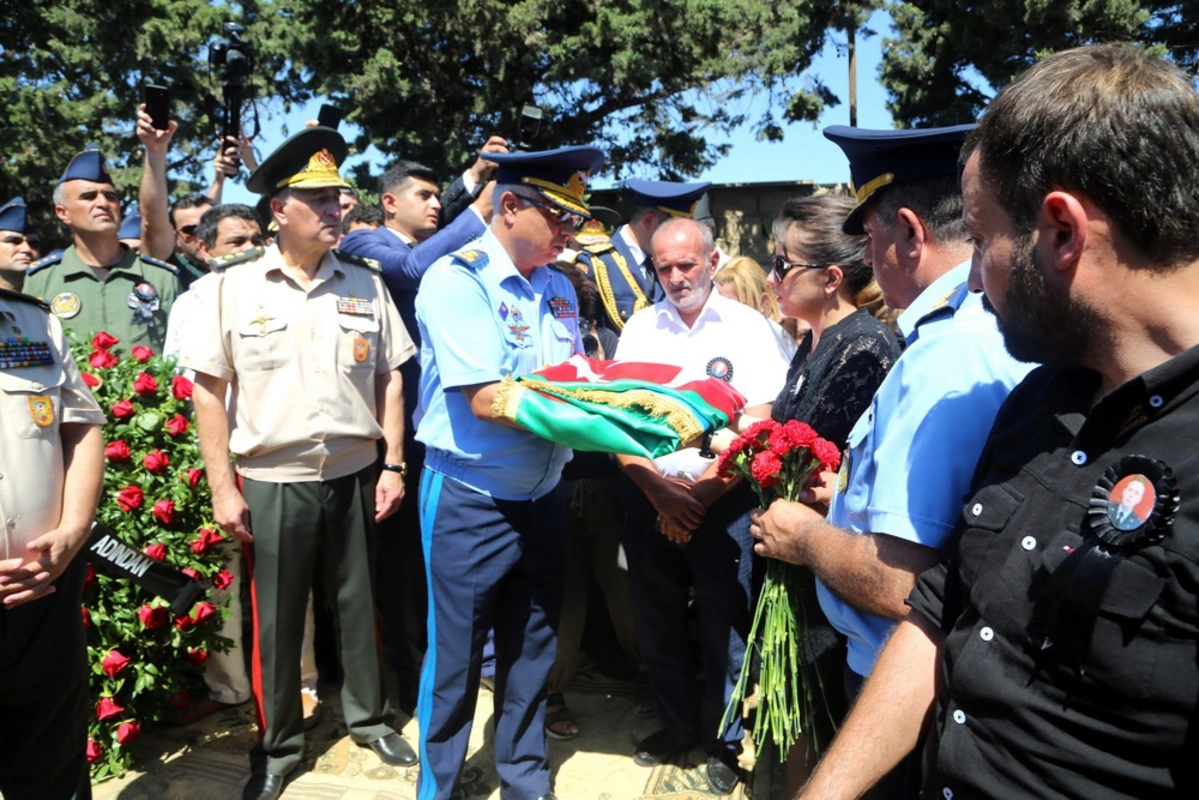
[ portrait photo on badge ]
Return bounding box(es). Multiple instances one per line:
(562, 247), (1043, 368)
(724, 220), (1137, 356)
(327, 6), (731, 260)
(1105, 474), (1155, 531)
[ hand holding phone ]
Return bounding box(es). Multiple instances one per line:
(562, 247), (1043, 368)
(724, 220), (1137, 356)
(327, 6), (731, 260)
(145, 85), (171, 131)
(318, 104), (343, 130)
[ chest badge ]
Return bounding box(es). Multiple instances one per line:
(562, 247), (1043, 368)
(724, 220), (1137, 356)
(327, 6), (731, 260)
(1087, 455), (1179, 550)
(498, 302), (509, 321)
(28, 395), (54, 427)
(0, 338), (55, 369)
(706, 356), (734, 383)
(126, 282), (161, 326)
(50, 292), (81, 319)
(249, 315), (276, 335)
(336, 295), (374, 317)
(836, 450), (851, 494)
(353, 337), (370, 362)
(508, 323), (531, 342)
(548, 294), (576, 319)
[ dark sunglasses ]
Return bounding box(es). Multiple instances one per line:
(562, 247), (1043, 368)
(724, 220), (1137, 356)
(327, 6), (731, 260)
(519, 195), (585, 228)
(179, 224), (199, 236)
(771, 254), (830, 280)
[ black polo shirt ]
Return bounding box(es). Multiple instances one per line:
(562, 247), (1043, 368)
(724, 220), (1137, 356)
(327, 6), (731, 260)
(908, 345), (1199, 798)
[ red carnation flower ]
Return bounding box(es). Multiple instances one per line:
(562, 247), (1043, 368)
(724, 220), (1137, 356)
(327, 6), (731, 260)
(111, 399), (135, 419)
(101, 649), (130, 679)
(783, 420), (817, 448)
(152, 499), (177, 525)
(742, 419), (780, 450)
(116, 485), (144, 512)
(92, 331), (120, 351)
(750, 450), (784, 489)
(84, 562), (96, 590)
(183, 467), (204, 489)
(89, 349), (118, 369)
(192, 601), (218, 625)
(143, 543), (167, 562)
(171, 375), (194, 400)
(116, 721), (142, 745)
(187, 647), (209, 667)
(96, 697), (124, 721)
(138, 604), (167, 630)
(132, 371), (159, 396)
(86, 738), (104, 763)
(164, 414), (190, 437)
(810, 438), (842, 474)
(182, 567), (200, 580)
(167, 690), (191, 709)
(143, 449), (170, 475)
(81, 605), (91, 627)
(104, 440), (131, 463)
(212, 568), (234, 590)
(131, 345), (154, 363)
(81, 371), (101, 388)
(175, 613), (196, 631)
(767, 426), (794, 455)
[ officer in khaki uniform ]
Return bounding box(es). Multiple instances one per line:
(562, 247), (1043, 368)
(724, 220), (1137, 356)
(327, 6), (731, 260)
(24, 146), (184, 350)
(0, 284), (106, 800)
(182, 127), (418, 800)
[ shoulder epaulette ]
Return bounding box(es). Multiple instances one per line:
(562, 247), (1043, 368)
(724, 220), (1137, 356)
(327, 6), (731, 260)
(26, 250), (64, 275)
(332, 249), (381, 272)
(914, 287), (961, 328)
(450, 247), (489, 270)
(138, 254), (181, 276)
(582, 240), (615, 255)
(210, 246), (265, 272)
(0, 287), (50, 311)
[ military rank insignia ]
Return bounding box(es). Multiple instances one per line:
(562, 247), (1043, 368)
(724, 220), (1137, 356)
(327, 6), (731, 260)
(336, 296), (375, 317)
(0, 337), (54, 368)
(353, 337), (370, 362)
(28, 395), (54, 427)
(548, 294), (576, 319)
(498, 302), (509, 321)
(50, 292), (81, 319)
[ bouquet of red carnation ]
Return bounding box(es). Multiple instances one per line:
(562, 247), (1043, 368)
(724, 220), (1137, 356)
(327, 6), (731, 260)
(715, 418), (841, 759)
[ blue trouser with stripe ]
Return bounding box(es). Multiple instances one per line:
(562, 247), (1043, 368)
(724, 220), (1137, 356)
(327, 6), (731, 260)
(417, 470), (566, 800)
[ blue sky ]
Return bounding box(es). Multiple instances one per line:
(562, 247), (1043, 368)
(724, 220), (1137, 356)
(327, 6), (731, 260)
(223, 9), (895, 205)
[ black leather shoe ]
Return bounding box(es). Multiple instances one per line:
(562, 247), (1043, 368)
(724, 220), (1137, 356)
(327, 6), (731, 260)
(363, 731), (419, 767)
(242, 773), (285, 800)
(632, 729), (697, 767)
(705, 754), (741, 795)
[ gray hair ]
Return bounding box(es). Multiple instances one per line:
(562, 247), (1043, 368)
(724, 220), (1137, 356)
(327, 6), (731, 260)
(651, 216), (714, 257)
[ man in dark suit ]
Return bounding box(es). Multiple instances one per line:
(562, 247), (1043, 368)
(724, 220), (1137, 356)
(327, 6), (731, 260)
(438, 135), (510, 226)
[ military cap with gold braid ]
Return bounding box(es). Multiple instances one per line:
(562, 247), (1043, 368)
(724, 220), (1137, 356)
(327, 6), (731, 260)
(823, 123), (975, 236)
(626, 178), (712, 219)
(488, 145), (605, 218)
(246, 126), (351, 195)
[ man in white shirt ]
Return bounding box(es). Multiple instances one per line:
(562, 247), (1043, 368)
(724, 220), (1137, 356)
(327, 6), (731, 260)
(615, 217), (790, 794)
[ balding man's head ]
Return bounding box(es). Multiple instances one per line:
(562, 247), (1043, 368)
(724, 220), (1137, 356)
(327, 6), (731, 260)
(650, 218), (719, 318)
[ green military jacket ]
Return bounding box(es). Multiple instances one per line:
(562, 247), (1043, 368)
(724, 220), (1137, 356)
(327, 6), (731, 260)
(24, 243), (185, 350)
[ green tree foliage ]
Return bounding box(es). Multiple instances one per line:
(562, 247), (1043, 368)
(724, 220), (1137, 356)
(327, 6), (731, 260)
(272, 0), (879, 181)
(880, 0), (1199, 127)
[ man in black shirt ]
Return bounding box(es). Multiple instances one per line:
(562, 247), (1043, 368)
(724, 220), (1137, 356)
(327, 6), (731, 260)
(798, 43), (1199, 799)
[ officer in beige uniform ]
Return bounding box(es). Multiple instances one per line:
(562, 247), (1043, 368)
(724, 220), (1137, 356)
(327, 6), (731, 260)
(182, 127), (418, 800)
(0, 276), (106, 798)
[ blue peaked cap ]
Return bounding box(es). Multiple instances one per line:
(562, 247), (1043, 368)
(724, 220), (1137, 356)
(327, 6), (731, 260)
(626, 179), (712, 218)
(823, 124), (975, 235)
(0, 197), (32, 233)
(118, 213), (142, 240)
(489, 145), (606, 219)
(58, 145), (114, 186)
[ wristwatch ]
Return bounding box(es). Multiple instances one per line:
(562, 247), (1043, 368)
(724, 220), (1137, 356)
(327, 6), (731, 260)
(382, 463), (408, 477)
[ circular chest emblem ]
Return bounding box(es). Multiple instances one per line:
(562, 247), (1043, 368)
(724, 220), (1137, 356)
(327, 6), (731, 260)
(1086, 454), (1179, 551)
(50, 292), (81, 319)
(705, 356), (734, 382)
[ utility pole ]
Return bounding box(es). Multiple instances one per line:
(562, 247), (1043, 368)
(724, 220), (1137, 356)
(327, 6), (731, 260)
(848, 24), (858, 127)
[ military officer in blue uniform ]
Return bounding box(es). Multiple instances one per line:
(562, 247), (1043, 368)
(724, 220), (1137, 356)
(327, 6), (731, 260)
(24, 147), (185, 350)
(0, 197), (39, 293)
(574, 179), (710, 334)
(748, 125), (1034, 799)
(413, 145), (603, 800)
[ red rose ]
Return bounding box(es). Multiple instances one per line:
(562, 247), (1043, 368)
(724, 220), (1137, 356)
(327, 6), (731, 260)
(116, 485), (144, 512)
(182, 567), (200, 580)
(187, 647), (208, 666)
(183, 467), (204, 489)
(111, 399), (135, 419)
(167, 690), (191, 709)
(190, 538), (209, 555)
(86, 739), (104, 764)
(211, 568), (234, 590)
(101, 649), (130, 678)
(783, 420), (817, 448)
(81, 371), (101, 388)
(116, 721), (141, 745)
(750, 450), (783, 489)
(171, 375), (194, 400)
(132, 371), (159, 396)
(81, 605), (91, 627)
(84, 562), (96, 590)
(105, 440), (131, 463)
(89, 349), (118, 369)
(810, 437), (842, 474)
(138, 603), (167, 629)
(191, 527), (224, 554)
(175, 613), (196, 631)
(152, 499), (177, 525)
(143, 543), (167, 562)
(131, 345), (154, 363)
(165, 414), (190, 437)
(143, 449), (170, 475)
(192, 601), (218, 625)
(92, 332), (120, 351)
(96, 697), (125, 721)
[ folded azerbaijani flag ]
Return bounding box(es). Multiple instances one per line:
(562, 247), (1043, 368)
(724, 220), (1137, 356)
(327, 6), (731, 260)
(491, 355), (746, 459)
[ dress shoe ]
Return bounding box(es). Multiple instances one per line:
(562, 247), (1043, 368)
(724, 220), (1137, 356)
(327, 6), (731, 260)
(705, 754), (742, 795)
(241, 773), (285, 800)
(301, 690), (322, 731)
(632, 729), (697, 767)
(362, 731), (419, 767)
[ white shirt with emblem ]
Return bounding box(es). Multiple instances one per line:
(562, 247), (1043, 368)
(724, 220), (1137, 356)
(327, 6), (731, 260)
(616, 289), (790, 481)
